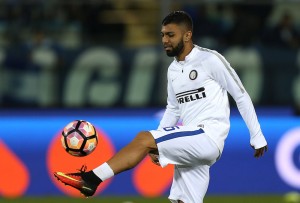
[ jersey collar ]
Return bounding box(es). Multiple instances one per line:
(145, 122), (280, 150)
(175, 45), (196, 63)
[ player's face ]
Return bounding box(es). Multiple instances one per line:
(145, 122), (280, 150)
(161, 23), (185, 57)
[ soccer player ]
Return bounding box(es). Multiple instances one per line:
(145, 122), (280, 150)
(54, 11), (268, 203)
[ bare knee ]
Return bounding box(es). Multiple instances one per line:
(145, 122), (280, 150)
(134, 131), (157, 150)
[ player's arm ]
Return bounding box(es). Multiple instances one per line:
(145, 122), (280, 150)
(206, 53), (267, 157)
(157, 70), (180, 129)
(149, 69), (180, 165)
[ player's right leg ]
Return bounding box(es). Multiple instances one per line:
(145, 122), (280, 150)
(54, 131), (157, 197)
(106, 131), (158, 174)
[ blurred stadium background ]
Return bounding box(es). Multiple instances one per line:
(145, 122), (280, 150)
(1, 0), (300, 202)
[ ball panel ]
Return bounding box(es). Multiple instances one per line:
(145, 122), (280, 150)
(63, 121), (77, 134)
(78, 121), (96, 138)
(68, 150), (85, 157)
(83, 138), (97, 154)
(66, 131), (84, 150)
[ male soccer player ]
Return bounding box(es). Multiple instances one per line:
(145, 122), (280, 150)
(54, 11), (268, 203)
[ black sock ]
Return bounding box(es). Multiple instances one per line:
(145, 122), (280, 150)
(82, 170), (102, 186)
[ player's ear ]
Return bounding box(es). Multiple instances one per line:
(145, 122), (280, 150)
(184, 31), (192, 42)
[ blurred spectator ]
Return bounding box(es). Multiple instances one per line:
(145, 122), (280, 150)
(226, 3), (272, 47)
(79, 1), (126, 46)
(116, 0), (160, 47)
(262, 12), (300, 49)
(186, 3), (233, 49)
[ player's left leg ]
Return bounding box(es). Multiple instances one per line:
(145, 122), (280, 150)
(169, 164), (210, 203)
(150, 125), (219, 203)
(150, 125), (219, 167)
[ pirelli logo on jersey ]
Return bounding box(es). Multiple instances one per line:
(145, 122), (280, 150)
(176, 87), (206, 104)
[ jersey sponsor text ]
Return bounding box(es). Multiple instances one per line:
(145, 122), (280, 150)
(176, 87), (206, 104)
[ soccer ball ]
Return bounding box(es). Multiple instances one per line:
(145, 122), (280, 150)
(61, 120), (98, 157)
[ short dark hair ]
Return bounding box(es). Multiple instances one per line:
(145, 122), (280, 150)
(162, 11), (193, 32)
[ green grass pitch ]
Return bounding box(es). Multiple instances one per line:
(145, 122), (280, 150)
(0, 195), (284, 203)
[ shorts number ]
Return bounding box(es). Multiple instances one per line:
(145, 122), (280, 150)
(163, 126), (180, 131)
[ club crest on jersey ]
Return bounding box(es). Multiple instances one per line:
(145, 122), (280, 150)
(176, 87), (206, 104)
(189, 70), (198, 80)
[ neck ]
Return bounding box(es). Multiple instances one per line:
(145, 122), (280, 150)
(176, 43), (194, 61)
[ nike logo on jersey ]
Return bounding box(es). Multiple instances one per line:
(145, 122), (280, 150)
(176, 87), (206, 104)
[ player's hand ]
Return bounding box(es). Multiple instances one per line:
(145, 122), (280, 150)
(252, 145), (268, 158)
(148, 150), (160, 166)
